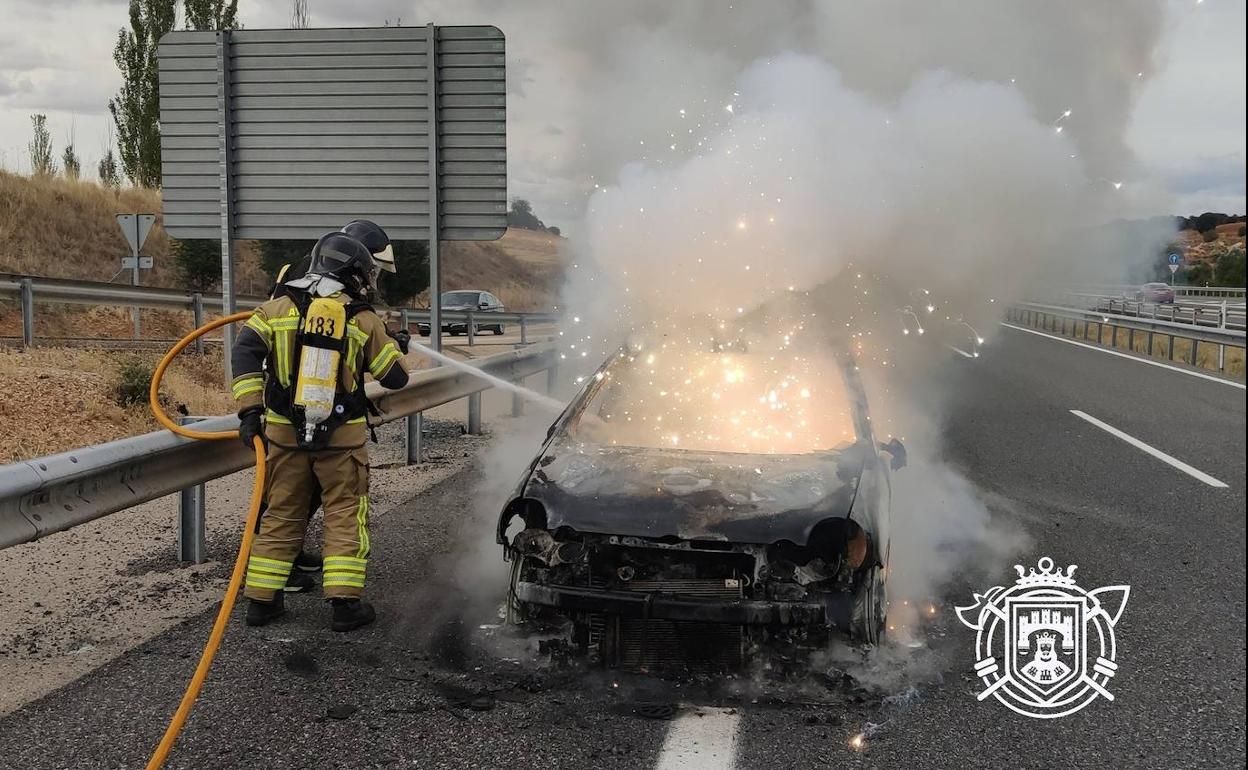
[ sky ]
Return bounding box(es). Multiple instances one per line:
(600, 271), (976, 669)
(0, 0), (1242, 228)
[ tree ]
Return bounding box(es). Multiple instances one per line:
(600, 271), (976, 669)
(257, 239), (315, 280)
(1182, 260), (1212, 287)
(1214, 248), (1246, 288)
(183, 0), (237, 31)
(62, 144), (81, 180)
(255, 238), (430, 305)
(291, 0), (308, 28)
(377, 241), (430, 306)
(28, 114), (56, 176)
(172, 239), (221, 292)
(109, 1), (176, 187)
(98, 147), (122, 189)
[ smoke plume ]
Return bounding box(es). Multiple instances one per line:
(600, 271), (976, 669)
(420, 0), (1171, 640)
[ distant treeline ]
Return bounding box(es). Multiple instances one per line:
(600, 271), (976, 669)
(1177, 212), (1246, 233)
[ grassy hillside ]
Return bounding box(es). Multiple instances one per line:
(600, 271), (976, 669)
(0, 171), (565, 308)
(0, 171), (270, 294)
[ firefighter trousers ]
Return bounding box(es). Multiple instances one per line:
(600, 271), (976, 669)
(244, 442), (371, 601)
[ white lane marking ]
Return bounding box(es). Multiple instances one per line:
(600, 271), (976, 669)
(1070, 410), (1229, 488)
(1000, 323), (1246, 390)
(655, 706), (741, 770)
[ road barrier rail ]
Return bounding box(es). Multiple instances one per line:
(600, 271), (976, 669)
(1007, 302), (1245, 373)
(0, 273), (560, 347)
(0, 343), (559, 552)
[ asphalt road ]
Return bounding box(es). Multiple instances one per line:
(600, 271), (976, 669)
(0, 323), (1243, 769)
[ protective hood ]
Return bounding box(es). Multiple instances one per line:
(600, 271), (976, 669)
(285, 273), (346, 297)
(521, 442), (865, 545)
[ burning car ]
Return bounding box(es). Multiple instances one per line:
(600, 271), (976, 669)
(496, 339), (905, 670)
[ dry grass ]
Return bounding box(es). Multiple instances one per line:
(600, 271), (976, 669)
(494, 228), (567, 266)
(429, 228), (565, 311)
(1033, 315), (1245, 378)
(0, 346), (231, 462)
(0, 171), (269, 294)
(0, 302), (220, 342)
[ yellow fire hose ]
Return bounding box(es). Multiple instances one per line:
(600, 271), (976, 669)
(145, 311), (264, 770)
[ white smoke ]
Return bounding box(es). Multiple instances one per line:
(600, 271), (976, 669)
(402, 0), (1172, 634)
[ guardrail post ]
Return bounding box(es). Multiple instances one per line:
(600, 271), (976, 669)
(466, 312), (475, 346)
(1167, 335), (1175, 361)
(177, 416), (208, 563)
(1189, 339), (1199, 366)
(1128, 327), (1135, 351)
(192, 292), (205, 354)
(467, 392), (482, 434)
(512, 363), (525, 417)
(406, 412), (423, 465)
(19, 278), (35, 348)
(546, 364), (559, 395)
(1097, 322), (1104, 345)
(520, 316), (528, 345)
(1218, 343), (1225, 372)
(1146, 329), (1154, 356)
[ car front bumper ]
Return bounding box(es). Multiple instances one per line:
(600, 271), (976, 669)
(514, 580), (851, 630)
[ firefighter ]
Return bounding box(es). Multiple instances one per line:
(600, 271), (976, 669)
(263, 220), (409, 593)
(233, 232), (409, 631)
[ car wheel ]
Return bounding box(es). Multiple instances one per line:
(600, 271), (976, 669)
(849, 564), (887, 645)
(493, 324), (505, 336)
(504, 556), (531, 625)
(418, 328), (430, 337)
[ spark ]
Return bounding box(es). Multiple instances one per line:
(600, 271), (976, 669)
(849, 734), (866, 752)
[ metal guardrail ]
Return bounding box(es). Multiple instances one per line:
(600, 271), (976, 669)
(0, 274), (560, 347)
(1007, 302), (1245, 373)
(1065, 284), (1246, 300)
(1172, 286), (1247, 299)
(1064, 295), (1247, 331)
(0, 343), (559, 551)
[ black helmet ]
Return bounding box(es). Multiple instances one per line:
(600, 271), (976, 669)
(341, 219), (395, 273)
(308, 232), (376, 299)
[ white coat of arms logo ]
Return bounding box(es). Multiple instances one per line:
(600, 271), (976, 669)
(956, 557), (1130, 719)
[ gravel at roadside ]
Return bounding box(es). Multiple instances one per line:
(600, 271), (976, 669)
(0, 416), (487, 717)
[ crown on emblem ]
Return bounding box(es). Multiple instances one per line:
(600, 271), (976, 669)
(1013, 557), (1077, 587)
(1037, 630), (1056, 641)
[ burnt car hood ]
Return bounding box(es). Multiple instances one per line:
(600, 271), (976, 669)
(522, 442), (865, 546)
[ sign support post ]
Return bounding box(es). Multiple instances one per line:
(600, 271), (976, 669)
(408, 22), (441, 465)
(216, 29), (237, 384)
(116, 213), (156, 340)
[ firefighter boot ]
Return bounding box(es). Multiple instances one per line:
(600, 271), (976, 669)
(245, 593), (287, 627)
(330, 598), (376, 632)
(284, 570), (317, 593)
(294, 551), (323, 574)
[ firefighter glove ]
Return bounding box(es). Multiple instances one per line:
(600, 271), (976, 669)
(238, 406), (267, 451)
(390, 328), (412, 355)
